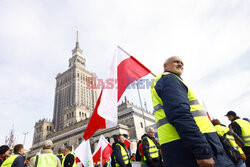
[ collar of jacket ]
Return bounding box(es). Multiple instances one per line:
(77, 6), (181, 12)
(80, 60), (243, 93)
(41, 149), (53, 154)
(232, 116), (240, 122)
(117, 141), (126, 148)
(164, 71), (182, 80)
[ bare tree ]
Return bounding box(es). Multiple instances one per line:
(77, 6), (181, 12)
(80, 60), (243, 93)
(5, 125), (15, 148)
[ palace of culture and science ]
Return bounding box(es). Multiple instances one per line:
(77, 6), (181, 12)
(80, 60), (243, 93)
(29, 33), (155, 155)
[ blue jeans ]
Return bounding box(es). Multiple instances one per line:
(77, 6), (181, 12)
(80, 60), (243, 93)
(235, 159), (246, 167)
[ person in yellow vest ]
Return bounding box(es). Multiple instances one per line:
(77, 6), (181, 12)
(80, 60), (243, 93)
(62, 146), (76, 167)
(226, 111), (250, 167)
(142, 128), (162, 167)
(0, 145), (11, 166)
(151, 56), (234, 167)
(212, 119), (246, 167)
(113, 134), (131, 167)
(28, 140), (61, 167)
(1, 144), (25, 167)
(57, 147), (64, 163)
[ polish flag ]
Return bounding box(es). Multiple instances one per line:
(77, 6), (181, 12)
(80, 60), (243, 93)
(92, 135), (113, 166)
(83, 46), (151, 140)
(124, 138), (131, 149)
(75, 139), (94, 167)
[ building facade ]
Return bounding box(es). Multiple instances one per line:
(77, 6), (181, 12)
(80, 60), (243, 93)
(29, 33), (155, 156)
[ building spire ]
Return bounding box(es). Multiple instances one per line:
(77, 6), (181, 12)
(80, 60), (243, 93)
(72, 31), (83, 57)
(76, 31), (79, 48)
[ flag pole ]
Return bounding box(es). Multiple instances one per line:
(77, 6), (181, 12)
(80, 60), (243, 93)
(136, 80), (147, 133)
(117, 45), (156, 77)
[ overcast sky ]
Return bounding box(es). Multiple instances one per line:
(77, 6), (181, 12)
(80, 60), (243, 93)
(0, 0), (250, 149)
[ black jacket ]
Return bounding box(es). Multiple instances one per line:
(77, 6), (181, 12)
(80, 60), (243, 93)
(63, 153), (75, 167)
(155, 72), (234, 167)
(112, 141), (130, 167)
(12, 153), (26, 167)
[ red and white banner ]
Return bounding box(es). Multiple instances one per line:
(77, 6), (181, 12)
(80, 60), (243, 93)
(83, 46), (151, 140)
(92, 135), (113, 166)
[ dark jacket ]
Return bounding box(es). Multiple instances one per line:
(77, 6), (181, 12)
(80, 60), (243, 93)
(12, 153), (26, 167)
(111, 143), (116, 167)
(63, 153), (75, 167)
(135, 140), (141, 161)
(57, 154), (63, 163)
(155, 72), (234, 167)
(112, 141), (130, 167)
(0, 155), (5, 166)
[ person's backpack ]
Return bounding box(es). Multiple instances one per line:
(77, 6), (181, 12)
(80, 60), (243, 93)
(220, 133), (242, 165)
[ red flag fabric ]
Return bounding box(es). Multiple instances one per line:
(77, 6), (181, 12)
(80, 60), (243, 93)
(83, 46), (150, 140)
(92, 135), (113, 166)
(124, 138), (131, 149)
(76, 157), (84, 167)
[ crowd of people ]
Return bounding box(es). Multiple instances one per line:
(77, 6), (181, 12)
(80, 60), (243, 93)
(1, 56), (250, 167)
(0, 140), (76, 167)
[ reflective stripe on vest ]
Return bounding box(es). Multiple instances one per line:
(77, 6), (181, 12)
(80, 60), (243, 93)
(214, 125), (244, 154)
(1, 154), (21, 167)
(62, 152), (77, 167)
(115, 144), (130, 167)
(151, 72), (216, 145)
(233, 119), (250, 146)
(35, 153), (58, 167)
(142, 137), (159, 161)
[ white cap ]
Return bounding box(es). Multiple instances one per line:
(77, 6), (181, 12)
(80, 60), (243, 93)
(44, 140), (53, 147)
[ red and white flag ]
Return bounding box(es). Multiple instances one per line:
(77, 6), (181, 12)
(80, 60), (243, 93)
(124, 138), (131, 149)
(75, 139), (94, 167)
(83, 46), (151, 140)
(92, 135), (113, 166)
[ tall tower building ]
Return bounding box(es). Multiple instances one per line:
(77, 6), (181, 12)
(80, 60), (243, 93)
(52, 32), (97, 131)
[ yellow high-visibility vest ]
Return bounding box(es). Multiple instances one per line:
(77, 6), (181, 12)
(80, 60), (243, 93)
(1, 154), (20, 167)
(233, 119), (250, 147)
(214, 125), (244, 154)
(142, 136), (159, 161)
(114, 143), (130, 167)
(32, 153), (58, 167)
(151, 72), (216, 145)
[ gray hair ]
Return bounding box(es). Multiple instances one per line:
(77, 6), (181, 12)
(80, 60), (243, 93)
(147, 127), (155, 133)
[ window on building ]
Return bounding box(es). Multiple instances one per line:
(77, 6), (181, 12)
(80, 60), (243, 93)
(78, 137), (82, 144)
(140, 122), (143, 128)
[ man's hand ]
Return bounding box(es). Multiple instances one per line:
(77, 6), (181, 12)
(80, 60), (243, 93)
(241, 153), (246, 161)
(196, 158), (215, 167)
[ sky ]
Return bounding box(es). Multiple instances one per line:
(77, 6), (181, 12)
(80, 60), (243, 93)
(0, 0), (250, 149)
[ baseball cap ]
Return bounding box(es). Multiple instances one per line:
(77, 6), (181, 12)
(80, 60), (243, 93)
(225, 111), (237, 117)
(0, 145), (10, 154)
(44, 140), (53, 147)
